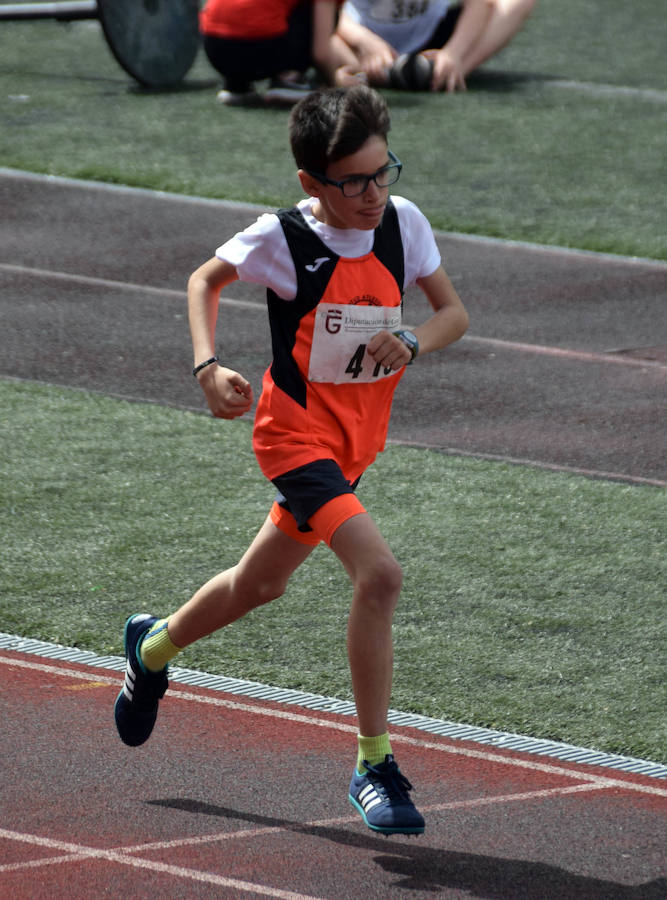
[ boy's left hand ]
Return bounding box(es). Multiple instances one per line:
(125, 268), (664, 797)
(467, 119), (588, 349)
(367, 330), (412, 371)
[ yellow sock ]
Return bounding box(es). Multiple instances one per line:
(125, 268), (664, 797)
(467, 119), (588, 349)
(139, 618), (181, 672)
(356, 733), (392, 774)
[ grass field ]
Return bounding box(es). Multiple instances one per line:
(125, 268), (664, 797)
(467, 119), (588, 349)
(1, 1), (666, 258)
(1, 1), (666, 764)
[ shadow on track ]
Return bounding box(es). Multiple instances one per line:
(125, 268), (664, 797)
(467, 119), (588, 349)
(149, 798), (666, 899)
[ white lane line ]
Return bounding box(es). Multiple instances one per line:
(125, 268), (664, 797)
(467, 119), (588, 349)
(549, 79), (667, 103)
(2, 165), (667, 269)
(3, 367), (661, 485)
(0, 261), (259, 310)
(1, 654), (665, 797)
(2, 261), (663, 370)
(0, 853), (87, 874)
(425, 781), (615, 811)
(462, 334), (666, 370)
(170, 687), (667, 795)
(0, 829), (321, 898)
(0, 784), (614, 877)
(123, 783), (615, 854)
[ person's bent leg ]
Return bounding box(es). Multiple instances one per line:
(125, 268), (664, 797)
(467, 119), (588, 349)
(114, 514), (315, 746)
(461, 0), (537, 74)
(167, 514), (316, 649)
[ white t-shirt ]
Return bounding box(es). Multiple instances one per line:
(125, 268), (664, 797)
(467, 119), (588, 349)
(342, 0), (450, 55)
(217, 194), (441, 299)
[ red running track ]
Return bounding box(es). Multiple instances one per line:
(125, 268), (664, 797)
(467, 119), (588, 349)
(1, 651), (665, 899)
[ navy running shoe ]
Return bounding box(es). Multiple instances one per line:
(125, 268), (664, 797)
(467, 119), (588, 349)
(114, 614), (168, 746)
(348, 754), (425, 835)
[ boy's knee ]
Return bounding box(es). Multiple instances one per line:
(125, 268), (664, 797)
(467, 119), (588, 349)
(355, 554), (403, 607)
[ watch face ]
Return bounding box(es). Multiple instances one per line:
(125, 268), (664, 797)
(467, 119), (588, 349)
(394, 329), (418, 358)
(395, 330), (418, 361)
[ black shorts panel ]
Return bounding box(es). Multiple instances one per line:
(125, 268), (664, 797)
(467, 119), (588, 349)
(272, 459), (361, 532)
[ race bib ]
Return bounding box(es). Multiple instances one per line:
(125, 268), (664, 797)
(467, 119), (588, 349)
(368, 0), (431, 25)
(308, 303), (403, 384)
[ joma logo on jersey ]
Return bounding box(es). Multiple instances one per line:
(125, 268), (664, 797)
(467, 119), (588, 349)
(305, 256), (330, 272)
(325, 309), (343, 333)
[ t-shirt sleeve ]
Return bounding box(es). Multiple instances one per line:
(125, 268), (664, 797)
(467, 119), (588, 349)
(216, 212), (298, 299)
(392, 196), (442, 286)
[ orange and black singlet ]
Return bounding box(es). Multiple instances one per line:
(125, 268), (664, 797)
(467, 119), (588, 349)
(253, 200), (407, 484)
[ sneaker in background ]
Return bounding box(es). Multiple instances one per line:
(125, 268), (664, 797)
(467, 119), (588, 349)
(388, 53), (433, 91)
(216, 87), (263, 107)
(264, 74), (315, 106)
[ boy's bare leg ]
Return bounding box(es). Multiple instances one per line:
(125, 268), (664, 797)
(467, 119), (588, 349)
(167, 515), (315, 649)
(333, 513), (426, 834)
(115, 515), (313, 747)
(330, 513), (402, 738)
(462, 0), (537, 75)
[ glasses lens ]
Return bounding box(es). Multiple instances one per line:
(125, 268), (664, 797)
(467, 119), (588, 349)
(375, 164), (401, 188)
(342, 177), (368, 198)
(340, 160), (402, 197)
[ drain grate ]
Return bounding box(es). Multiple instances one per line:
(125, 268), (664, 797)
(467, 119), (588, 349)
(1, 631), (665, 779)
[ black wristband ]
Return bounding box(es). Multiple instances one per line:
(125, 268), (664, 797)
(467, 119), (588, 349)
(192, 355), (219, 377)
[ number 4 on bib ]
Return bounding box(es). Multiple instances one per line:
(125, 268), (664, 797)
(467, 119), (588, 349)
(345, 344), (393, 380)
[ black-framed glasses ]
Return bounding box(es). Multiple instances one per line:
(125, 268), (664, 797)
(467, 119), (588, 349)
(306, 150), (402, 198)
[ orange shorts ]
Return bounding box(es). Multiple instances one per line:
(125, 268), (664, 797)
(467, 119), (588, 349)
(270, 492), (366, 547)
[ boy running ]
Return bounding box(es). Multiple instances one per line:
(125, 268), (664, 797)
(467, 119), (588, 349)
(114, 85), (468, 836)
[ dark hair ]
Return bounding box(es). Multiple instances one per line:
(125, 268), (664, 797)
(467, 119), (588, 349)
(289, 85), (391, 173)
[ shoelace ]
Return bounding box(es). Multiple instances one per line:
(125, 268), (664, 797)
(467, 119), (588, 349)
(363, 758), (414, 803)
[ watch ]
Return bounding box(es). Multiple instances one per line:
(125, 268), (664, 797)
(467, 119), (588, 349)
(393, 329), (419, 363)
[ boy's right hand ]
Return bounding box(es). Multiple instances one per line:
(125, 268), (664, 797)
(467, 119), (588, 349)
(197, 365), (253, 419)
(334, 65), (368, 87)
(354, 31), (396, 85)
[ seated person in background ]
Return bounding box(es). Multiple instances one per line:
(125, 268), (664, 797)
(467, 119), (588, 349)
(336, 0), (537, 92)
(200, 0), (365, 105)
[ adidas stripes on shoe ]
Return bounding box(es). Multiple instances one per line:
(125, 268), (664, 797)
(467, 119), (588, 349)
(114, 613), (168, 747)
(349, 754), (425, 835)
